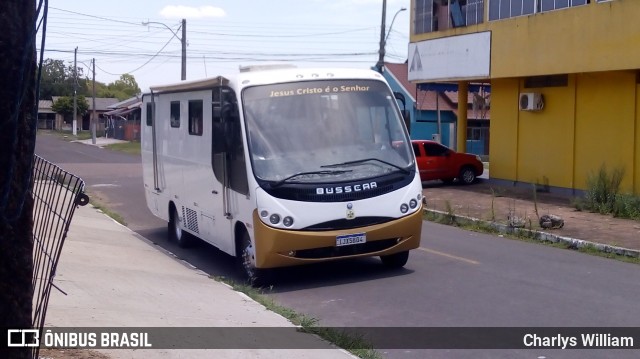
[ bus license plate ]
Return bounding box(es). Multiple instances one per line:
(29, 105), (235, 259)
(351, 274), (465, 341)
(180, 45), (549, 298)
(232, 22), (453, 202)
(336, 233), (366, 247)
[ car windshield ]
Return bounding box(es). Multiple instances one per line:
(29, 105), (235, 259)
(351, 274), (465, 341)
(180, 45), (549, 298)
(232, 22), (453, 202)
(242, 79), (414, 183)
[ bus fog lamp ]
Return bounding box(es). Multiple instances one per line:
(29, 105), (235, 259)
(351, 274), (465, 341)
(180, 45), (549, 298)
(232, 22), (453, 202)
(400, 203), (409, 213)
(270, 214), (281, 224)
(283, 216), (294, 227)
(260, 210), (269, 217)
(409, 199), (418, 209)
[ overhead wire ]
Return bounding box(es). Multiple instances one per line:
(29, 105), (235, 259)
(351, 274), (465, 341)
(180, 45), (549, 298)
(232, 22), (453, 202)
(37, 6), (409, 85)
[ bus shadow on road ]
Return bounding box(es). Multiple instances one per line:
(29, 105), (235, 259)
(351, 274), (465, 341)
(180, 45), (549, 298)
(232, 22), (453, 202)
(265, 257), (415, 293)
(137, 227), (415, 291)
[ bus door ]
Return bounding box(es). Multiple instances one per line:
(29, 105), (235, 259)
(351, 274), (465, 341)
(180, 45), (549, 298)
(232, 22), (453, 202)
(210, 86), (249, 253)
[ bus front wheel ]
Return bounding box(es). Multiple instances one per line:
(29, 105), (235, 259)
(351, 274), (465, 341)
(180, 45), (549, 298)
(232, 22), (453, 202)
(169, 205), (192, 248)
(380, 251), (409, 268)
(237, 232), (270, 286)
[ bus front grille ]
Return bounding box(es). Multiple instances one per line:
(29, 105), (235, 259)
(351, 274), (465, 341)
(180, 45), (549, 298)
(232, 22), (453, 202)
(291, 238), (400, 259)
(303, 216), (392, 231)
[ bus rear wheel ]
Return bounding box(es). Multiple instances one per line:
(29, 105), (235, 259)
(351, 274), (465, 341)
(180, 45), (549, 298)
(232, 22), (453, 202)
(237, 232), (270, 286)
(380, 251), (409, 268)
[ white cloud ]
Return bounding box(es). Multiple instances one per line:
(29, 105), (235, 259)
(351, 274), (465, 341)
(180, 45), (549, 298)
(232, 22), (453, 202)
(160, 5), (226, 19)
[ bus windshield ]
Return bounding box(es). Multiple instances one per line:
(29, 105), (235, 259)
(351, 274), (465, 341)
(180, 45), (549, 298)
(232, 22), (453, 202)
(242, 79), (414, 184)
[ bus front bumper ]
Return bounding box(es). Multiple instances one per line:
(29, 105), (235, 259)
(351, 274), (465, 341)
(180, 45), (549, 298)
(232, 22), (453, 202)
(252, 207), (423, 269)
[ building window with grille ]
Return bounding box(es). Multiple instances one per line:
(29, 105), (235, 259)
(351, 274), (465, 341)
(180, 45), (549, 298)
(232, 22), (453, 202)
(414, 0), (485, 34)
(489, 0), (589, 21)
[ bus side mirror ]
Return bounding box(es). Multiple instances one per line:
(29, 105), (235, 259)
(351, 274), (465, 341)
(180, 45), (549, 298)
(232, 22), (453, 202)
(402, 110), (411, 133)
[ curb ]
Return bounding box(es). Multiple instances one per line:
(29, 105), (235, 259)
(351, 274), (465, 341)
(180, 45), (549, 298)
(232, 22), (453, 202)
(424, 208), (640, 259)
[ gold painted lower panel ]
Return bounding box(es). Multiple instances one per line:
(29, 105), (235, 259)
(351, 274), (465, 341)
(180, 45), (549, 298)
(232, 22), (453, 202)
(252, 207), (423, 268)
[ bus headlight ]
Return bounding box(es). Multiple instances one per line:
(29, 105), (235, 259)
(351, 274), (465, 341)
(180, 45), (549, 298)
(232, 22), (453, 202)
(400, 203), (409, 213)
(269, 214), (281, 224)
(409, 199), (418, 209)
(283, 216), (294, 227)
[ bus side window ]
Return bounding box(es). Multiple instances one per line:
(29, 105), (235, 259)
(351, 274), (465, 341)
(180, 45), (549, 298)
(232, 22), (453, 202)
(146, 102), (153, 126)
(188, 100), (203, 136)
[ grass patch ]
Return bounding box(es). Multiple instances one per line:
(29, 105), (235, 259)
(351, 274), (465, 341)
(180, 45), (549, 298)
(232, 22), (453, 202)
(39, 129), (98, 141)
(212, 277), (383, 359)
(422, 210), (640, 265)
(574, 164), (640, 220)
(105, 141), (141, 156)
(89, 198), (127, 226)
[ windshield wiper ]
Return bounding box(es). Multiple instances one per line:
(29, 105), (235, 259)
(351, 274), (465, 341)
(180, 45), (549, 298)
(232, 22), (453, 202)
(272, 170), (353, 187)
(320, 158), (410, 174)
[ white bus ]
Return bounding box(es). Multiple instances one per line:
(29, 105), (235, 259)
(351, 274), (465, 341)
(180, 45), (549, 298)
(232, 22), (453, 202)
(141, 67), (423, 284)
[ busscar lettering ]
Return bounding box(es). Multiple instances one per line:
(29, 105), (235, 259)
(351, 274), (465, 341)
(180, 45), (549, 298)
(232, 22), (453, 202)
(316, 182), (377, 195)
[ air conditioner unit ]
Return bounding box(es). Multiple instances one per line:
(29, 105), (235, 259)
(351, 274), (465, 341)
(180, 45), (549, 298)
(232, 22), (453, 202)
(519, 92), (544, 111)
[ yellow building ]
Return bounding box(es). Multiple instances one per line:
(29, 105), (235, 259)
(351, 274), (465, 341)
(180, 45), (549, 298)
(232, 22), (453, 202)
(409, 0), (640, 195)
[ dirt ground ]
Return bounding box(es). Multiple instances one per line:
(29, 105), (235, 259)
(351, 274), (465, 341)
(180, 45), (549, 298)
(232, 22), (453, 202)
(422, 180), (640, 252)
(38, 348), (111, 359)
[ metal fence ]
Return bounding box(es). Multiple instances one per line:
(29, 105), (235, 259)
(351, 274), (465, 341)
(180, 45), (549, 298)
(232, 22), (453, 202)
(30, 155), (89, 358)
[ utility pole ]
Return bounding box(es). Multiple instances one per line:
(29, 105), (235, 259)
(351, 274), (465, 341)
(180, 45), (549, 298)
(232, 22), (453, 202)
(142, 19), (186, 80)
(181, 19), (186, 80)
(73, 47), (78, 135)
(91, 58), (97, 144)
(376, 0), (387, 73)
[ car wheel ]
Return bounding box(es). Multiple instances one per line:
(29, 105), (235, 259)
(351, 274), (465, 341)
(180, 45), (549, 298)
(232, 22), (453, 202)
(237, 231), (270, 286)
(169, 205), (192, 248)
(459, 166), (476, 185)
(380, 251), (409, 269)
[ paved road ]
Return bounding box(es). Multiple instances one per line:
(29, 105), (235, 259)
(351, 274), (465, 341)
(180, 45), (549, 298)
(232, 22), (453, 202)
(35, 133), (640, 359)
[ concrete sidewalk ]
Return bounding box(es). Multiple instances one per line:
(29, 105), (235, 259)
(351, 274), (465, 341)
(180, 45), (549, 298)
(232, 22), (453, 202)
(44, 204), (356, 359)
(73, 137), (128, 147)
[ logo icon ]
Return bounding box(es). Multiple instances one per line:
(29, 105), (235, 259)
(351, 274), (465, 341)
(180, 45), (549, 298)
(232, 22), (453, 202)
(7, 329), (39, 347)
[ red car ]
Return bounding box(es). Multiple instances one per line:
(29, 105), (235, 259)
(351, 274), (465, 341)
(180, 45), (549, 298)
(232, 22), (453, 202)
(412, 140), (484, 184)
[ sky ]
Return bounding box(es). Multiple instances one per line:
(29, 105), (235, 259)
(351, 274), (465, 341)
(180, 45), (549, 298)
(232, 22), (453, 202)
(37, 0), (411, 92)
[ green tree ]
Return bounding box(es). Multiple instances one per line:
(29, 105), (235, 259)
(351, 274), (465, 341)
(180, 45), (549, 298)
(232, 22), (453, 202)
(51, 95), (89, 122)
(107, 73), (141, 100)
(98, 87), (119, 99)
(38, 58), (91, 99)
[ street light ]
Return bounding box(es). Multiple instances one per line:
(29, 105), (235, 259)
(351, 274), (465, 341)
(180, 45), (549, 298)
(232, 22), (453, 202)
(142, 19), (187, 80)
(376, 0), (406, 73)
(386, 7), (407, 43)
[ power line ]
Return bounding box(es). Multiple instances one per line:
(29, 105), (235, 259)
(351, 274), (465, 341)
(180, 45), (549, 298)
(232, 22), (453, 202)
(37, 5), (409, 85)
